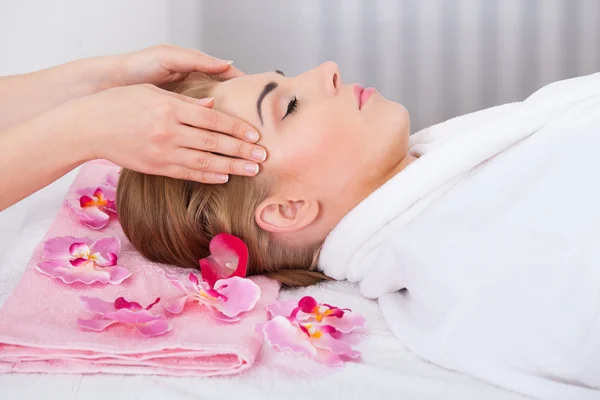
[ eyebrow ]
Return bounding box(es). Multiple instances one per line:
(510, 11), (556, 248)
(275, 70), (285, 76)
(257, 81), (278, 125)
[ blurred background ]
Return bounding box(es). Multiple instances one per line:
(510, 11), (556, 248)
(1, 0), (599, 132)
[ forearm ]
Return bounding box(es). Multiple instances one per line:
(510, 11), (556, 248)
(0, 56), (120, 131)
(0, 103), (91, 211)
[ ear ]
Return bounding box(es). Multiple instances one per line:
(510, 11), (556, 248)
(255, 197), (319, 233)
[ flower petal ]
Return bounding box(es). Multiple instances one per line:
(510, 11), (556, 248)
(313, 348), (344, 366)
(90, 251), (117, 267)
(164, 295), (189, 314)
(105, 199), (117, 214)
(164, 272), (196, 295)
(133, 319), (171, 337)
(105, 173), (119, 188)
(36, 260), (112, 284)
(78, 306), (170, 337)
(69, 258), (90, 267)
(212, 277), (261, 317)
(262, 316), (317, 358)
(36, 260), (68, 277)
(106, 266), (131, 285)
(314, 332), (361, 360)
(53, 263), (112, 284)
(68, 203), (111, 229)
(205, 306), (240, 323)
(69, 242), (90, 257)
(200, 233), (249, 286)
(39, 259), (129, 285)
(266, 299), (298, 318)
(111, 309), (167, 327)
(199, 257), (224, 288)
(297, 296), (319, 314)
(114, 297), (143, 311)
(325, 311), (366, 334)
(144, 297), (161, 310)
(79, 195), (96, 208)
(189, 272), (200, 290)
(42, 236), (92, 260)
(320, 324), (342, 339)
(77, 318), (118, 331)
(80, 296), (116, 315)
(210, 233), (249, 277)
(89, 237), (121, 264)
(94, 185), (117, 206)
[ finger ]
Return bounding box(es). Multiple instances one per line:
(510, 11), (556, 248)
(168, 148), (261, 178)
(215, 65), (246, 80)
(174, 100), (260, 143)
(164, 164), (230, 184)
(152, 86), (215, 107)
(177, 125), (266, 162)
(157, 44), (234, 74)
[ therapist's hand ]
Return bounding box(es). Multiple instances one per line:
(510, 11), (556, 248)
(108, 44), (245, 88)
(71, 84), (265, 184)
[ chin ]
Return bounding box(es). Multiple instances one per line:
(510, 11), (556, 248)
(379, 102), (411, 159)
(391, 101), (410, 132)
(377, 100), (410, 138)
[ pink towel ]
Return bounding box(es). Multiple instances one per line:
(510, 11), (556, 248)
(0, 160), (279, 376)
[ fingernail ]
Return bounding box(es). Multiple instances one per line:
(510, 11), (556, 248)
(245, 130), (259, 142)
(244, 163), (259, 175)
(215, 173), (229, 183)
(214, 59), (234, 65)
(251, 148), (266, 162)
(196, 97), (214, 106)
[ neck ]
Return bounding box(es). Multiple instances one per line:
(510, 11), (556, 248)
(322, 152), (418, 229)
(376, 153), (418, 190)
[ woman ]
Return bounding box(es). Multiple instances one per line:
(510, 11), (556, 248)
(0, 45), (267, 211)
(118, 61), (412, 285)
(118, 62), (600, 400)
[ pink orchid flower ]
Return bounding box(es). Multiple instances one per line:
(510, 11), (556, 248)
(36, 236), (130, 285)
(78, 296), (170, 337)
(66, 185), (117, 229)
(258, 296), (366, 366)
(269, 296), (366, 334)
(164, 233), (261, 322)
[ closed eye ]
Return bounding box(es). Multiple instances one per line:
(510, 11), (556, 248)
(282, 96), (298, 120)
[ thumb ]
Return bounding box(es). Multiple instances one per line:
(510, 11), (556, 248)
(196, 58), (235, 74)
(160, 46), (234, 74)
(195, 97), (215, 107)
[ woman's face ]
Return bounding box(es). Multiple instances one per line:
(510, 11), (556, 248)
(212, 62), (410, 205)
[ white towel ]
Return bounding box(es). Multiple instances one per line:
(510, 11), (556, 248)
(320, 72), (600, 400)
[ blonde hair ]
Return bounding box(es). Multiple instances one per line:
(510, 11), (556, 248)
(117, 74), (329, 287)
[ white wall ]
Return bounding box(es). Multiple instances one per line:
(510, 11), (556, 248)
(0, 0), (173, 75)
(0, 0), (190, 259)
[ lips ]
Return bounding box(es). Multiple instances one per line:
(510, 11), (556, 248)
(354, 84), (374, 110)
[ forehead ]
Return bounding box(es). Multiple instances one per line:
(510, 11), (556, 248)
(212, 72), (279, 125)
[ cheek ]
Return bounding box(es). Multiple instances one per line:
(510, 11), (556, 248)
(268, 119), (347, 178)
(280, 121), (364, 188)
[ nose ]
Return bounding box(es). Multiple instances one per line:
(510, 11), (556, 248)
(320, 61), (341, 96)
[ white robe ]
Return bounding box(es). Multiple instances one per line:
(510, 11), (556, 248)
(319, 73), (600, 400)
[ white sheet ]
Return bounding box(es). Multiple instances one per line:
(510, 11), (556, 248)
(0, 175), (528, 400)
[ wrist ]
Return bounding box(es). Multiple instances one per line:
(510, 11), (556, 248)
(56, 56), (125, 98)
(50, 98), (97, 164)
